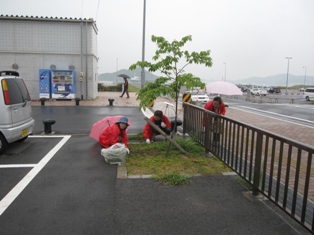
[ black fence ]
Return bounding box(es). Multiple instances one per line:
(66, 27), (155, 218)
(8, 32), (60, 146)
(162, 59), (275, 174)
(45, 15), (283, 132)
(183, 102), (314, 233)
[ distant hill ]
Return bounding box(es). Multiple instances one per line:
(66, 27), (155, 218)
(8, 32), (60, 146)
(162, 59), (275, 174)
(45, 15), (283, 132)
(98, 67), (158, 83)
(235, 74), (314, 87)
(99, 70), (314, 87)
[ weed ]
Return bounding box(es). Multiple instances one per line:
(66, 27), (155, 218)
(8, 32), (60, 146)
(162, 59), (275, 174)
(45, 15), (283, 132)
(235, 176), (253, 190)
(126, 137), (232, 176)
(153, 172), (189, 186)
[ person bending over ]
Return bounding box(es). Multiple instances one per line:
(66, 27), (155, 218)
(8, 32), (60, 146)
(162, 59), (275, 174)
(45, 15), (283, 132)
(204, 96), (226, 143)
(143, 110), (172, 144)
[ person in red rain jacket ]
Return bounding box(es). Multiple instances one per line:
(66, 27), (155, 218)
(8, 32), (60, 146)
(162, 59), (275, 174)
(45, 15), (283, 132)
(203, 96), (226, 143)
(99, 116), (129, 150)
(143, 110), (172, 144)
(204, 96), (226, 115)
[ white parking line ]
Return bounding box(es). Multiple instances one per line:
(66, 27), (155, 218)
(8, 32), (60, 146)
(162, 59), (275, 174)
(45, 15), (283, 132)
(0, 164), (36, 168)
(0, 135), (71, 216)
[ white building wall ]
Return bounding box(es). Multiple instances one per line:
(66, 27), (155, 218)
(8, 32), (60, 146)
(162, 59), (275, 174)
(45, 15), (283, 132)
(0, 17), (98, 100)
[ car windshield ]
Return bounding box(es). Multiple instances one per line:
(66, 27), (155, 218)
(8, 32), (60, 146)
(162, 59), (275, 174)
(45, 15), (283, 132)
(191, 91), (207, 95)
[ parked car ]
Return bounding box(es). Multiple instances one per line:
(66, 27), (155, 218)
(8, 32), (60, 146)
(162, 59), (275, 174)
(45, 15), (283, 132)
(268, 87), (281, 94)
(241, 86), (248, 92)
(188, 90), (210, 103)
(303, 87), (314, 101)
(250, 88), (267, 96)
(0, 71), (35, 154)
(299, 88), (305, 92)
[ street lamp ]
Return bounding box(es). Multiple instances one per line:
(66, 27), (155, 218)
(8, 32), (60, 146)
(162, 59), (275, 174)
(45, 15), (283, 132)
(303, 66), (307, 89)
(141, 0), (146, 88)
(116, 58), (118, 84)
(223, 63), (226, 82)
(285, 57), (292, 93)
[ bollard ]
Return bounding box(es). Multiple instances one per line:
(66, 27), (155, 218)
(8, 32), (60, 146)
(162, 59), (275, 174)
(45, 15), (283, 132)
(40, 98), (47, 106)
(108, 98), (114, 106)
(43, 119), (56, 134)
(75, 98), (81, 106)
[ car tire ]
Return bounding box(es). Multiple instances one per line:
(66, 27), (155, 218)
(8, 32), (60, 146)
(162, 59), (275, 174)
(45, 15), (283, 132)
(306, 96), (310, 101)
(0, 134), (8, 155)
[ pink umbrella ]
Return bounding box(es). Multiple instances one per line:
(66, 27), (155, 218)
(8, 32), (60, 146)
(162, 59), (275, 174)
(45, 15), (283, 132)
(206, 81), (243, 96)
(89, 116), (132, 141)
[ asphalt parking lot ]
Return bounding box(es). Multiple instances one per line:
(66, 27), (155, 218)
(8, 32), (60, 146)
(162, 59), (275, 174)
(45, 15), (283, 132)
(0, 104), (311, 234)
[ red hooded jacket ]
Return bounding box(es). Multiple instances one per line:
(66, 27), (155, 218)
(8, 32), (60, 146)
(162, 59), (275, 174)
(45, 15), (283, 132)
(204, 100), (226, 115)
(143, 115), (171, 139)
(99, 123), (128, 148)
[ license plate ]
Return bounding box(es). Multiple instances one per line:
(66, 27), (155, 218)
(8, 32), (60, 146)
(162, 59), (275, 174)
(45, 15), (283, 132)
(21, 129), (28, 137)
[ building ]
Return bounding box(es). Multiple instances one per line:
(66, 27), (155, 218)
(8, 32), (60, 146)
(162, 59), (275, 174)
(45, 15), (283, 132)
(0, 15), (98, 100)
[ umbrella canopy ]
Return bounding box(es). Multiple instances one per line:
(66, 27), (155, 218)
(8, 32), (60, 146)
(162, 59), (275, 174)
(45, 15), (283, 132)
(206, 81), (243, 96)
(89, 116), (132, 141)
(118, 74), (130, 79)
(153, 101), (176, 118)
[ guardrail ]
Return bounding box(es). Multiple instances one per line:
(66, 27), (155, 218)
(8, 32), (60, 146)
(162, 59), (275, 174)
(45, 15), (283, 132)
(183, 102), (314, 233)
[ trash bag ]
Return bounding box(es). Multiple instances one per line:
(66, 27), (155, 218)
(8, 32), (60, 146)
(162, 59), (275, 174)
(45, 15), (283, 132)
(101, 143), (127, 165)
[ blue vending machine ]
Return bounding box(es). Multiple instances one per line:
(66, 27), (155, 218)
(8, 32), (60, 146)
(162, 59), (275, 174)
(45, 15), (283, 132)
(39, 69), (52, 99)
(51, 70), (76, 99)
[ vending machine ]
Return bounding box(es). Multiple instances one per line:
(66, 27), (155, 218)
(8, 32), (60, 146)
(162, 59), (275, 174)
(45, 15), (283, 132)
(39, 69), (76, 99)
(39, 69), (52, 99)
(51, 70), (75, 99)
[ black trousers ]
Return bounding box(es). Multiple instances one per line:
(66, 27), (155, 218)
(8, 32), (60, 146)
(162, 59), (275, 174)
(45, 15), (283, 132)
(153, 127), (171, 136)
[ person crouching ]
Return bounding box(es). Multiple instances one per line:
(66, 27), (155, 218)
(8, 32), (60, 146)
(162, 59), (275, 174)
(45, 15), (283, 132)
(99, 116), (129, 150)
(143, 110), (172, 144)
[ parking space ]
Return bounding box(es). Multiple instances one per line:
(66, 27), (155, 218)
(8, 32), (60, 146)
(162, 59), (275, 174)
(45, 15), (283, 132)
(0, 134), (118, 234)
(0, 135), (69, 215)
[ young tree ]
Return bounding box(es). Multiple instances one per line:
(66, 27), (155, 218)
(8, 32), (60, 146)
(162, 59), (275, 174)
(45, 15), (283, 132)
(129, 35), (213, 136)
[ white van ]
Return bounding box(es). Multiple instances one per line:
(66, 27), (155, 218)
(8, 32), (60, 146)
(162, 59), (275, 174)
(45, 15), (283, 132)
(303, 88), (314, 101)
(0, 71), (35, 154)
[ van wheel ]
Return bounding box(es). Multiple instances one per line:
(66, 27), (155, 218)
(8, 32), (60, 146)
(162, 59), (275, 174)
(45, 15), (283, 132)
(306, 96), (310, 101)
(0, 134), (8, 155)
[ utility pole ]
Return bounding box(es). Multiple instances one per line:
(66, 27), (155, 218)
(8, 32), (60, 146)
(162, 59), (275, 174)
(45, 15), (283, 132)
(285, 57), (292, 93)
(141, 0), (146, 88)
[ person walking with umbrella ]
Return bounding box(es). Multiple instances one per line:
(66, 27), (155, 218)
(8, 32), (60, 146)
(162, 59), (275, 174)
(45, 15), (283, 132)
(119, 77), (130, 98)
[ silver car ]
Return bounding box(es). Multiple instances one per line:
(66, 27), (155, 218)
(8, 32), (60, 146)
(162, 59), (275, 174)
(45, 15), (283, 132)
(0, 71), (35, 154)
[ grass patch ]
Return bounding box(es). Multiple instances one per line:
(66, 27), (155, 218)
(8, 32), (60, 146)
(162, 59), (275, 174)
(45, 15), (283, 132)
(128, 84), (140, 93)
(128, 133), (145, 141)
(153, 172), (189, 185)
(126, 137), (232, 177)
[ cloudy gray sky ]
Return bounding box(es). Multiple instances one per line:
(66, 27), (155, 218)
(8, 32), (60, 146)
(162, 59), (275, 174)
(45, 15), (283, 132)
(1, 0), (313, 83)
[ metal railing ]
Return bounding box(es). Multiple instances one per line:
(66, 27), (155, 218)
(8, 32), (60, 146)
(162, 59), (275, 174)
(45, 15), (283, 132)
(183, 102), (314, 233)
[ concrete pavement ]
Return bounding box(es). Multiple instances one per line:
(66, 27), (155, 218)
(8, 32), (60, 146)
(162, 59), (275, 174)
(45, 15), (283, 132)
(27, 91), (312, 234)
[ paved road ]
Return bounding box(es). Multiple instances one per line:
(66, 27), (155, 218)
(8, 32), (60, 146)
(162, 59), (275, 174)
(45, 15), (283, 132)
(32, 106), (146, 135)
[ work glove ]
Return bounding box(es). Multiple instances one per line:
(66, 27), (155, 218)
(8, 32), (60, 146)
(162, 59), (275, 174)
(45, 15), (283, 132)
(161, 122), (166, 128)
(125, 148), (130, 154)
(146, 139), (151, 144)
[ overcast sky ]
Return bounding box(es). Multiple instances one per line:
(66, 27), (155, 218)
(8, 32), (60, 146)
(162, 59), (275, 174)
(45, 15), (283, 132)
(1, 0), (314, 83)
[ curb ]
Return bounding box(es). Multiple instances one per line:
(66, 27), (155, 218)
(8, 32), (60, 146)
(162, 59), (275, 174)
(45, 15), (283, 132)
(117, 163), (237, 179)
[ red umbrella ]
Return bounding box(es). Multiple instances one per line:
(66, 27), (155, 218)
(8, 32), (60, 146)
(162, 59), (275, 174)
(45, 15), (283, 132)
(89, 116), (132, 141)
